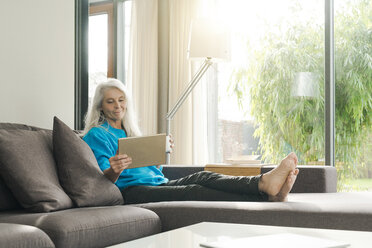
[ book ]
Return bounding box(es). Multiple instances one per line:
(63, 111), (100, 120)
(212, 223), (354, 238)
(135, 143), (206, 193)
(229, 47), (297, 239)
(204, 164), (263, 176)
(118, 134), (166, 168)
(199, 233), (350, 248)
(205, 163), (264, 168)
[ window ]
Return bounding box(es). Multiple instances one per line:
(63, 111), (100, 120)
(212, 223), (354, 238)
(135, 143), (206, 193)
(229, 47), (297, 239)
(210, 0), (325, 164)
(89, 2), (114, 103)
(88, 0), (132, 104)
(75, 0), (131, 128)
(122, 0), (132, 83)
(207, 0), (371, 191)
(334, 0), (372, 191)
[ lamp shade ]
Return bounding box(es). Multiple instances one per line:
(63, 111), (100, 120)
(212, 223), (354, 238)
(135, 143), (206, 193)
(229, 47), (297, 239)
(188, 18), (230, 61)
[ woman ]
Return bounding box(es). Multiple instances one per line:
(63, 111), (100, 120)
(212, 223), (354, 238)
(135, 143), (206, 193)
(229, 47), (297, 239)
(83, 78), (299, 204)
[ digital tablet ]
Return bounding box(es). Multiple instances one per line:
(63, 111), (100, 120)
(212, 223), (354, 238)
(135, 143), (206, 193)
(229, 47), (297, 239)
(118, 134), (166, 168)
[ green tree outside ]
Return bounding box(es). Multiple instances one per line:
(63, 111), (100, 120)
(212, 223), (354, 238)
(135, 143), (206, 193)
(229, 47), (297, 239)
(230, 0), (372, 190)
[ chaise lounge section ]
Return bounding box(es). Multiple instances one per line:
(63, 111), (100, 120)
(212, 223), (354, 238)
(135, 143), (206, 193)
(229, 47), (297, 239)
(139, 166), (372, 232)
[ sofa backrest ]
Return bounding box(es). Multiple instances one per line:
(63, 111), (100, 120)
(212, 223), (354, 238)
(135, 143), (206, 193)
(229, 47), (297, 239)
(0, 123), (43, 132)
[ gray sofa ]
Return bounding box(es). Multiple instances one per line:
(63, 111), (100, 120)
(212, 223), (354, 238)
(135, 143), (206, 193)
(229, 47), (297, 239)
(1, 122), (371, 248)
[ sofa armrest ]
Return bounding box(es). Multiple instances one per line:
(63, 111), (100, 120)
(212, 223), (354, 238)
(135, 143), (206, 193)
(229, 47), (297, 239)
(0, 223), (55, 248)
(262, 165), (337, 193)
(163, 164), (337, 193)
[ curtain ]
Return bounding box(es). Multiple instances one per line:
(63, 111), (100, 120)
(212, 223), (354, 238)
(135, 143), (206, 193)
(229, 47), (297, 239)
(191, 61), (210, 165)
(168, 0), (209, 165)
(127, 0), (158, 135)
(128, 0), (209, 164)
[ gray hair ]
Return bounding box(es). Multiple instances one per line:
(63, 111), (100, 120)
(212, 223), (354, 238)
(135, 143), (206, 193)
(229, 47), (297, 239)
(82, 78), (142, 137)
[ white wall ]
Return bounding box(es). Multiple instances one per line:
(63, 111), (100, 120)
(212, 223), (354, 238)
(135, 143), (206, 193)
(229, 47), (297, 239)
(0, 0), (75, 129)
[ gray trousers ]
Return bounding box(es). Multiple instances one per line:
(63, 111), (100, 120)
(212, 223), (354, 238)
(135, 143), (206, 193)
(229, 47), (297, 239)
(121, 171), (268, 204)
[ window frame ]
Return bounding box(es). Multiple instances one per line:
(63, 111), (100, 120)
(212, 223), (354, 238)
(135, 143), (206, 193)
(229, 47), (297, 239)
(324, 0), (335, 167)
(75, 0), (119, 130)
(75, 0), (89, 130)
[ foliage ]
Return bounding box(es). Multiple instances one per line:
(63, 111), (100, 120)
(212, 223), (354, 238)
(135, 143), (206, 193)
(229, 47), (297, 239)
(343, 177), (372, 191)
(230, 0), (372, 187)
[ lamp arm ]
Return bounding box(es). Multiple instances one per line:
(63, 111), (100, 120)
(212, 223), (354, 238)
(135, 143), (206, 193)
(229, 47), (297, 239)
(165, 57), (213, 164)
(166, 58), (213, 126)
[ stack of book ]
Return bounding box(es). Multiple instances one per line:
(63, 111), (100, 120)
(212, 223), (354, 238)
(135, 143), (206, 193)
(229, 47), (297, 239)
(205, 155), (270, 176)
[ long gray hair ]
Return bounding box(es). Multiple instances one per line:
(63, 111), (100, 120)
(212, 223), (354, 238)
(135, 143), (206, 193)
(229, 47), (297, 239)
(82, 78), (142, 137)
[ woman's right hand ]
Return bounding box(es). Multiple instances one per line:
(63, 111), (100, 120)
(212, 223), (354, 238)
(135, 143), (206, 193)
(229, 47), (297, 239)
(109, 153), (132, 174)
(104, 152), (132, 183)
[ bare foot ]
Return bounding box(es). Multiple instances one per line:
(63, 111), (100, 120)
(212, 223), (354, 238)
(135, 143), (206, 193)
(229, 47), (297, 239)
(269, 169), (299, 202)
(258, 152), (298, 196)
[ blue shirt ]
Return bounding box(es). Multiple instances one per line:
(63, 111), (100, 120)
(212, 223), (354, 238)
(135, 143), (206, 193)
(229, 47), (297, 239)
(83, 122), (168, 190)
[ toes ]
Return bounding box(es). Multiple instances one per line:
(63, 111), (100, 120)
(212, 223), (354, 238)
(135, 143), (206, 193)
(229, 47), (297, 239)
(287, 152), (298, 165)
(289, 169), (300, 176)
(287, 173), (294, 183)
(288, 152), (296, 159)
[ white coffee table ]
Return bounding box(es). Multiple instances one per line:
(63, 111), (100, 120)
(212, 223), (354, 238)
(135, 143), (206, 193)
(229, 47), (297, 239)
(108, 222), (372, 248)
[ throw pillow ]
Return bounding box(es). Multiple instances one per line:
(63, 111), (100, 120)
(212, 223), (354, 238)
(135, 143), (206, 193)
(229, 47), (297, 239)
(0, 129), (74, 212)
(0, 177), (20, 211)
(52, 117), (124, 207)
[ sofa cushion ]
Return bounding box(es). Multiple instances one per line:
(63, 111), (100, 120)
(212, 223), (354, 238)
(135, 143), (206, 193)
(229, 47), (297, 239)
(0, 206), (161, 248)
(0, 223), (55, 248)
(136, 192), (372, 232)
(0, 177), (20, 211)
(52, 117), (124, 207)
(0, 129), (73, 212)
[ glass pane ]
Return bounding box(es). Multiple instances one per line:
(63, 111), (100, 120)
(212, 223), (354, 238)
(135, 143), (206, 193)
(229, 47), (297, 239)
(212, 0), (325, 166)
(124, 0), (132, 83)
(334, 0), (372, 191)
(89, 14), (108, 104)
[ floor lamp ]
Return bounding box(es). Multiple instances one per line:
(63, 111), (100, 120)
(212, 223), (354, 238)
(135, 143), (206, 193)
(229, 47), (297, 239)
(165, 19), (230, 164)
